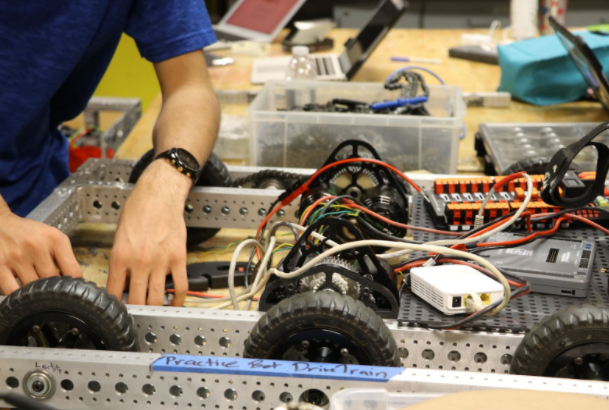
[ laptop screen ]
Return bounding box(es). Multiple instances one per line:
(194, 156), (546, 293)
(338, 0), (407, 79)
(225, 0), (303, 35)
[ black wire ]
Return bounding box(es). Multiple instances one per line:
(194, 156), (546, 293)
(357, 216), (422, 244)
(317, 195), (356, 219)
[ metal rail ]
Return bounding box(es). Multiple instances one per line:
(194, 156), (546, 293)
(0, 346), (607, 410)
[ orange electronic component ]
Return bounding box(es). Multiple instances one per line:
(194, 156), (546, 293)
(515, 187), (525, 201)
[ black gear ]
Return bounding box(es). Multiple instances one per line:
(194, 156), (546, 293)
(0, 277), (138, 352)
(510, 304), (609, 379)
(129, 149), (232, 248)
(244, 292), (401, 367)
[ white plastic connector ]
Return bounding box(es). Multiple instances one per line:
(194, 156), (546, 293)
(422, 258), (436, 267)
(474, 215), (485, 229)
(465, 293), (484, 313)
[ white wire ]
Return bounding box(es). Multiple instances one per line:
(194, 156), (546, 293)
(227, 239), (265, 309)
(266, 240), (511, 315)
(380, 173), (534, 260)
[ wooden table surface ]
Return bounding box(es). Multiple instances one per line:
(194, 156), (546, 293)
(77, 28), (609, 307)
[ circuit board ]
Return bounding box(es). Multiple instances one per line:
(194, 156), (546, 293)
(398, 194), (609, 332)
(424, 173), (609, 232)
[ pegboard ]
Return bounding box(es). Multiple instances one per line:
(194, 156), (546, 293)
(398, 194), (609, 332)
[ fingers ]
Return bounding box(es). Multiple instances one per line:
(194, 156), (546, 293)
(127, 269), (149, 305)
(52, 233), (82, 278)
(169, 263), (188, 307)
(0, 267), (19, 295)
(34, 253), (60, 278)
(107, 250), (128, 301)
(13, 264), (38, 286)
(147, 270), (168, 306)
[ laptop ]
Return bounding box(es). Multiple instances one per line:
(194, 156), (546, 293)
(213, 0), (307, 43)
(250, 0), (408, 84)
(550, 16), (609, 112)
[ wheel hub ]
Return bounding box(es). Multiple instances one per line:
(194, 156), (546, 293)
(544, 343), (609, 381)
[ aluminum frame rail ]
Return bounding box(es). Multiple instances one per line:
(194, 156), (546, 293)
(0, 346), (607, 410)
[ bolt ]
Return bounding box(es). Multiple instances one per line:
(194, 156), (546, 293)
(340, 348), (349, 357)
(301, 340), (310, 349)
(363, 274), (373, 280)
(32, 381), (45, 393)
(258, 208), (267, 217)
(574, 357), (584, 365)
(71, 328), (80, 336)
(32, 325), (40, 333)
(184, 204), (194, 213)
(277, 210), (285, 217)
(239, 207), (248, 215)
(203, 206), (212, 214)
(221, 206), (230, 215)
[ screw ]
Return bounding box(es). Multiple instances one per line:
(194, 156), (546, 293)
(301, 340), (310, 349)
(32, 381), (45, 393)
(258, 208), (267, 216)
(239, 207), (248, 215)
(340, 348), (349, 357)
(363, 274), (373, 280)
(277, 210), (285, 217)
(71, 328), (80, 336)
(184, 204), (194, 213)
(32, 325), (40, 333)
(574, 357), (584, 365)
(203, 206), (212, 214)
(221, 206), (230, 215)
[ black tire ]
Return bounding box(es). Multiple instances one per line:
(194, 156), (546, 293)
(0, 277), (138, 352)
(503, 156), (583, 176)
(510, 305), (609, 378)
(244, 292), (401, 367)
(129, 149), (232, 248)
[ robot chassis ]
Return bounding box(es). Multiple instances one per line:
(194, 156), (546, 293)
(1, 157), (608, 409)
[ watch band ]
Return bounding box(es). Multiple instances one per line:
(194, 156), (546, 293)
(154, 148), (202, 182)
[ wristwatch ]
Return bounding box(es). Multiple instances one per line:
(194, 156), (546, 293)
(154, 148), (201, 182)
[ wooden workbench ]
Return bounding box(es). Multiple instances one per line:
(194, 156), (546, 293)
(76, 28), (609, 306)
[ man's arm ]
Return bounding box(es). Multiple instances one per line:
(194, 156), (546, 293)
(106, 50), (220, 307)
(0, 194), (82, 295)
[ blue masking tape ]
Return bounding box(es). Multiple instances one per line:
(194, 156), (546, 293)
(151, 355), (404, 383)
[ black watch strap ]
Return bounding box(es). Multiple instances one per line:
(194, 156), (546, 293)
(154, 148), (201, 182)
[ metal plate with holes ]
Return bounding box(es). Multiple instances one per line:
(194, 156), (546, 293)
(399, 194), (609, 331)
(0, 347), (607, 410)
(127, 304), (525, 374)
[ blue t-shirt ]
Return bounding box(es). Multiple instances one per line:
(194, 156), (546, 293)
(0, 1), (216, 217)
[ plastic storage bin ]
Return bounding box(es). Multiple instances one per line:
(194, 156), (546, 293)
(248, 80), (465, 174)
(330, 388), (443, 410)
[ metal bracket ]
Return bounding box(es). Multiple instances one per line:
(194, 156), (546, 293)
(82, 97), (142, 158)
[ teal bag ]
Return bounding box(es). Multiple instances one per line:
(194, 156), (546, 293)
(497, 32), (609, 105)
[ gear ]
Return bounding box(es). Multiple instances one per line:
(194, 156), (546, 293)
(232, 170), (309, 190)
(298, 258), (360, 298)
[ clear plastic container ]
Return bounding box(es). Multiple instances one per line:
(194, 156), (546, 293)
(478, 122), (609, 174)
(248, 80), (465, 174)
(285, 46), (316, 81)
(330, 388), (443, 410)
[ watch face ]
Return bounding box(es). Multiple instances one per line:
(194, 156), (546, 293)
(176, 148), (200, 170)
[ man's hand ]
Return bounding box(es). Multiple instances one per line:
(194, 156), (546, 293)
(106, 49), (219, 306)
(0, 206), (82, 295)
(107, 160), (190, 306)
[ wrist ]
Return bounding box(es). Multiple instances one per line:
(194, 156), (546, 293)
(137, 159), (193, 203)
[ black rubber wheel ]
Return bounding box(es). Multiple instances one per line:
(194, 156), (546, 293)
(510, 305), (609, 380)
(503, 156), (583, 176)
(0, 277), (138, 352)
(243, 292), (401, 367)
(129, 149), (232, 248)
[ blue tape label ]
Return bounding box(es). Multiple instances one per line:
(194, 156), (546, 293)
(152, 355), (403, 382)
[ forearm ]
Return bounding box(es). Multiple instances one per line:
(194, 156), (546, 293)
(152, 84), (220, 165)
(0, 194), (10, 216)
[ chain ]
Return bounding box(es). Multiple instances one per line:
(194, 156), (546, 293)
(232, 169), (310, 188)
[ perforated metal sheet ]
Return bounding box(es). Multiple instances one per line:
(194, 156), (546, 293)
(398, 194), (609, 332)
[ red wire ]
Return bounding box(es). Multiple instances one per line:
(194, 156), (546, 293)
(492, 172), (525, 191)
(70, 128), (93, 145)
(478, 216), (567, 248)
